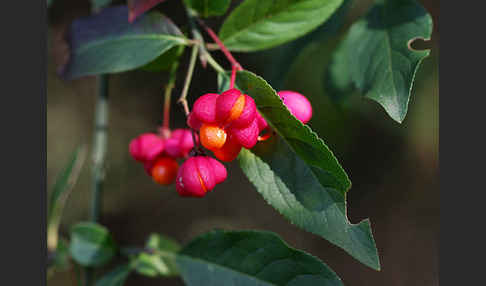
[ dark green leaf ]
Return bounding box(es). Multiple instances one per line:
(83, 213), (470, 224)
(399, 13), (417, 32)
(324, 37), (354, 101)
(47, 146), (87, 251)
(184, 0), (231, 18)
(128, 0), (168, 22)
(47, 0), (53, 8)
(219, 0), (344, 52)
(134, 233), (181, 277)
(177, 230), (343, 286)
(95, 264), (132, 286)
(330, 0), (432, 122)
(235, 70), (380, 270)
(261, 0), (353, 90)
(91, 0), (113, 11)
(61, 5), (188, 80)
(141, 45), (185, 72)
(69, 222), (117, 267)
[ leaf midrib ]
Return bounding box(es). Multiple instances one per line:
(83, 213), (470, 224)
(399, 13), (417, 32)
(178, 253), (323, 286)
(76, 34), (187, 55)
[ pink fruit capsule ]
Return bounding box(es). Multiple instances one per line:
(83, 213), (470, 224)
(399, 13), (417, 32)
(256, 111), (268, 131)
(231, 119), (259, 149)
(193, 93), (219, 124)
(176, 156), (227, 197)
(187, 112), (202, 130)
(278, 90), (313, 124)
(215, 89), (256, 129)
(215, 88), (243, 124)
(129, 133), (164, 162)
(165, 129), (194, 158)
(207, 157), (227, 184)
(231, 94), (256, 128)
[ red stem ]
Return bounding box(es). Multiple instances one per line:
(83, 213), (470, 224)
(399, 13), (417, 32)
(163, 98), (170, 130)
(230, 65), (237, 89)
(196, 18), (243, 71)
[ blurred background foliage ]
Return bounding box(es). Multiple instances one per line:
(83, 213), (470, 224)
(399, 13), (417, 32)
(47, 0), (439, 285)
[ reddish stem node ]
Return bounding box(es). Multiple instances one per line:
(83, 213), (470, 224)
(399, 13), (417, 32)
(197, 18), (243, 71)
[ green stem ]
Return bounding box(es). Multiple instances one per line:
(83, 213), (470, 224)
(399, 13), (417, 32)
(185, 8), (225, 74)
(178, 45), (199, 116)
(186, 9), (209, 67)
(204, 51), (225, 74)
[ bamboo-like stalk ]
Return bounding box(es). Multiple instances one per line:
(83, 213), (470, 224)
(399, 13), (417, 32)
(84, 74), (109, 286)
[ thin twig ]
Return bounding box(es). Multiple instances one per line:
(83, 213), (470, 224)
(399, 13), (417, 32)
(204, 52), (225, 74)
(205, 43), (220, 51)
(186, 9), (227, 74)
(186, 8), (209, 68)
(178, 44), (199, 116)
(161, 61), (179, 138)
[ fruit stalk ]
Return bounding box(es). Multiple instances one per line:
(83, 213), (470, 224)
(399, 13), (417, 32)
(178, 45), (199, 116)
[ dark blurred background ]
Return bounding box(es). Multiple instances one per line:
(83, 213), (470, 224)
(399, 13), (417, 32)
(47, 0), (439, 285)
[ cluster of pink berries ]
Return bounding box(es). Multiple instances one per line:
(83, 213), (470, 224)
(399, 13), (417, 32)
(129, 129), (193, 185)
(129, 90), (312, 198)
(187, 88), (262, 162)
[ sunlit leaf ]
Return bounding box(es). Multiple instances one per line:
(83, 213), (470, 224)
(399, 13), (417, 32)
(235, 70), (380, 270)
(219, 0), (344, 51)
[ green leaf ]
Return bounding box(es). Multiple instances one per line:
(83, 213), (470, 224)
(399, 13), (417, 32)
(141, 45), (185, 72)
(330, 0), (433, 122)
(134, 233), (181, 277)
(47, 146), (87, 251)
(235, 70), (380, 270)
(177, 230), (343, 286)
(61, 5), (188, 80)
(69, 222), (117, 267)
(91, 0), (113, 11)
(324, 36), (354, 101)
(146, 233), (181, 252)
(219, 0), (344, 52)
(95, 264), (133, 286)
(261, 0), (353, 90)
(47, 0), (53, 8)
(184, 0), (231, 18)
